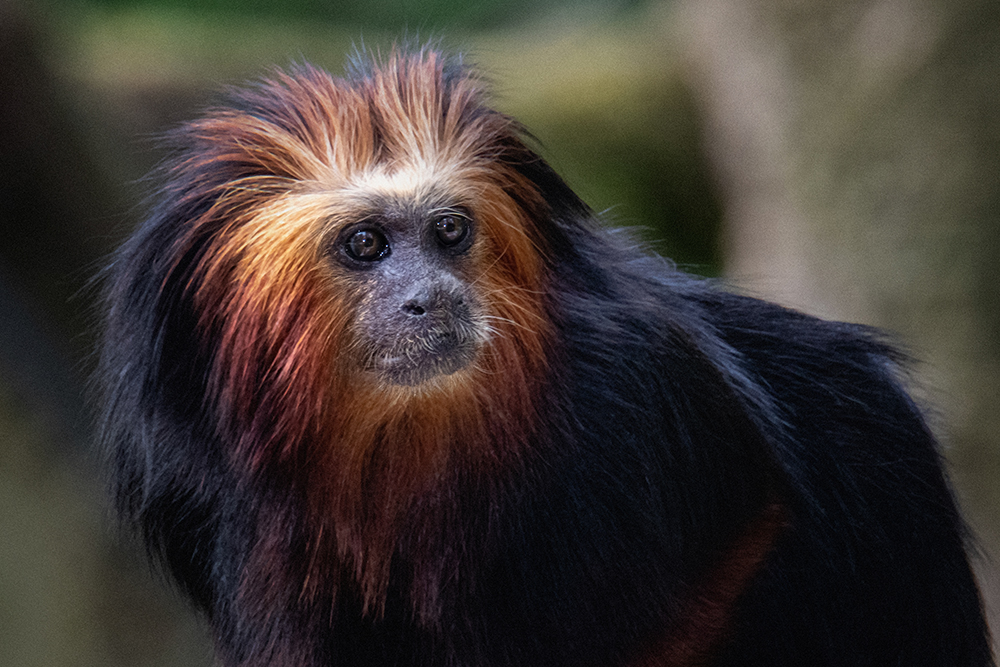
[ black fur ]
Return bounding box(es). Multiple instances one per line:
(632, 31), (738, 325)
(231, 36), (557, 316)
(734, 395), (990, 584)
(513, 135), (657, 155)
(96, 55), (993, 666)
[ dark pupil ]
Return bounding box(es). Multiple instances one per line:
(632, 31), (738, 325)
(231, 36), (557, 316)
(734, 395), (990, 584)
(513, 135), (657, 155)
(347, 229), (387, 261)
(436, 215), (468, 246)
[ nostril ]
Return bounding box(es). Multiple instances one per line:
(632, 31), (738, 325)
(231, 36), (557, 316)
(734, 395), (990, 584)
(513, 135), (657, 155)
(402, 300), (426, 316)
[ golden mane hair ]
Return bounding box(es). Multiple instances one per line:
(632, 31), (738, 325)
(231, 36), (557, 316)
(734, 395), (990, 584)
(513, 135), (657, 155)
(158, 49), (554, 618)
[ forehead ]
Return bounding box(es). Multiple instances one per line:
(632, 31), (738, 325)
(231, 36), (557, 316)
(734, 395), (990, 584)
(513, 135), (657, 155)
(296, 156), (476, 226)
(345, 160), (459, 200)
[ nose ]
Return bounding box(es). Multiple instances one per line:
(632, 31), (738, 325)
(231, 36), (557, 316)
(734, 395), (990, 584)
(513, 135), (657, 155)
(400, 285), (465, 319)
(401, 299), (427, 316)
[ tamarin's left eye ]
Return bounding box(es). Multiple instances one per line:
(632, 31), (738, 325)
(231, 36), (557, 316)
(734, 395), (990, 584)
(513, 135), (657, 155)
(346, 228), (390, 261)
(435, 214), (470, 247)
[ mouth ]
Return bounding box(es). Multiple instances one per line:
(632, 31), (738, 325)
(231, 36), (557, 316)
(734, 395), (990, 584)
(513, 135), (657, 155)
(369, 330), (478, 386)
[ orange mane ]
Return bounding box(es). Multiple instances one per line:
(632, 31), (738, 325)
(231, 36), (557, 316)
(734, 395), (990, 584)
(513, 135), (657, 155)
(159, 48), (554, 618)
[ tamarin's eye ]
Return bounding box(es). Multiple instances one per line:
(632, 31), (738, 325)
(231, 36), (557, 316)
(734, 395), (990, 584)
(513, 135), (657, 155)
(346, 228), (390, 261)
(434, 214), (470, 248)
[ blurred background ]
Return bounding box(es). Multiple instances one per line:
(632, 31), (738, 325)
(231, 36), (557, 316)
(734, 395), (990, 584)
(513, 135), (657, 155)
(0, 0), (997, 663)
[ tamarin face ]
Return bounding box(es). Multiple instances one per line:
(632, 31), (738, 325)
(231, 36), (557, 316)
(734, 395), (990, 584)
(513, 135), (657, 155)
(329, 194), (482, 387)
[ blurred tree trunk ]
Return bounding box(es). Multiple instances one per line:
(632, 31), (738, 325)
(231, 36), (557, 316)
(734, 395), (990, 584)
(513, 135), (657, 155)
(676, 0), (1000, 648)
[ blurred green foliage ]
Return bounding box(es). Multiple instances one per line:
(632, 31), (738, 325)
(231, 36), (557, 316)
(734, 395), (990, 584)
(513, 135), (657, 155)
(524, 80), (721, 269)
(63, 0), (647, 31)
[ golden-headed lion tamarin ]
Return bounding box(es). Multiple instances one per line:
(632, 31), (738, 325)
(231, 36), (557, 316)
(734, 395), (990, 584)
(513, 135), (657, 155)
(96, 47), (992, 666)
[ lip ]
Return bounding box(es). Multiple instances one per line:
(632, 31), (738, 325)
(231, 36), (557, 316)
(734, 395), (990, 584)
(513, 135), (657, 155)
(370, 332), (477, 386)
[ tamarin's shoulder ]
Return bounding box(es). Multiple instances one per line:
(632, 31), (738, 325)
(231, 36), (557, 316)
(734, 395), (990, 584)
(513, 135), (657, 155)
(558, 228), (903, 388)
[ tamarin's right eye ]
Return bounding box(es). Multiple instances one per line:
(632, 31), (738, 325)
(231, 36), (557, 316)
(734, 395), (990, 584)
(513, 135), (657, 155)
(346, 228), (390, 261)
